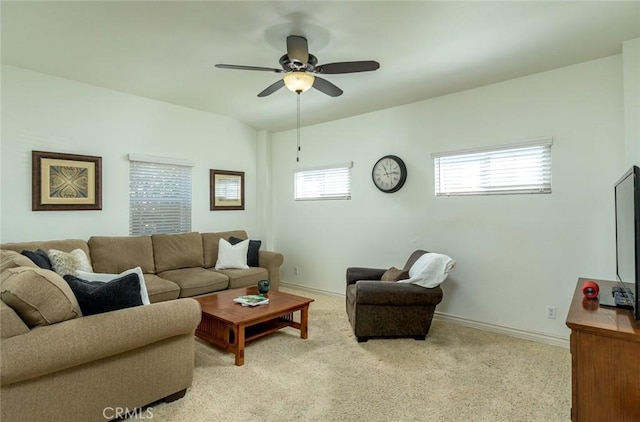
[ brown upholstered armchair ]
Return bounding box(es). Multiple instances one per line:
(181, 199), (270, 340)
(345, 250), (444, 342)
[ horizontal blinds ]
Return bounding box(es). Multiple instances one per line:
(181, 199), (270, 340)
(215, 177), (241, 202)
(434, 139), (552, 196)
(129, 160), (192, 235)
(294, 163), (352, 200)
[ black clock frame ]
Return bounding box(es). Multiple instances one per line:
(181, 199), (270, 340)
(372, 155), (407, 193)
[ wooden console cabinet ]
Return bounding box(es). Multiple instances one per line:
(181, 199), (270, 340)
(566, 278), (640, 422)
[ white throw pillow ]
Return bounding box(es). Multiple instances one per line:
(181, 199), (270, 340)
(215, 238), (249, 270)
(76, 267), (151, 305)
(47, 248), (93, 276)
(397, 252), (456, 288)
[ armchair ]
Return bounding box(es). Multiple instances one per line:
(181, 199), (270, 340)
(345, 250), (444, 342)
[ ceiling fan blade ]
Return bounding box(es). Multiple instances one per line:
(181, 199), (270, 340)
(315, 61), (380, 74)
(286, 35), (309, 64)
(312, 76), (343, 97)
(257, 79), (285, 97)
(215, 64), (283, 73)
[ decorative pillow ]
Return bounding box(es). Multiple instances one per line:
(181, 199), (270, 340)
(76, 267), (151, 305)
(63, 274), (143, 316)
(1, 250), (38, 273)
(47, 248), (93, 276)
(381, 267), (410, 282)
(215, 238), (249, 270)
(229, 236), (262, 267)
(0, 267), (82, 327)
(398, 252), (456, 288)
(20, 249), (53, 270)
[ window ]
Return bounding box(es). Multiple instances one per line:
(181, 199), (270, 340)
(433, 138), (552, 196)
(294, 162), (353, 201)
(129, 154), (194, 235)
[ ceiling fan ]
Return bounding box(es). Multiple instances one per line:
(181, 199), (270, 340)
(215, 35), (380, 97)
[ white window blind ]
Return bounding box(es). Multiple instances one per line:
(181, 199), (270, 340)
(129, 154), (194, 235)
(294, 162), (353, 201)
(433, 138), (552, 196)
(215, 177), (241, 202)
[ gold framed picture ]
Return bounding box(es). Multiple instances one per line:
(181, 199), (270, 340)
(32, 150), (102, 211)
(210, 169), (244, 211)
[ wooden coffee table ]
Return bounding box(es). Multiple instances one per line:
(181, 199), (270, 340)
(194, 287), (314, 366)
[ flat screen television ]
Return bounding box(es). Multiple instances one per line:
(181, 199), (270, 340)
(599, 165), (640, 320)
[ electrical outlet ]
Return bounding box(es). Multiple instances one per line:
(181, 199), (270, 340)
(294, 267), (299, 275)
(546, 306), (557, 319)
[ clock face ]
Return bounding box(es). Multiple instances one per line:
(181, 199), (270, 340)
(372, 155), (407, 193)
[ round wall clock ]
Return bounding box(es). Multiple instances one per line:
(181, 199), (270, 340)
(372, 155), (407, 193)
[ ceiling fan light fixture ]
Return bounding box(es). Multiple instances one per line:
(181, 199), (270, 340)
(283, 72), (315, 93)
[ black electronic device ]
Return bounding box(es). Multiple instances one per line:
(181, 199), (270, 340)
(598, 165), (640, 320)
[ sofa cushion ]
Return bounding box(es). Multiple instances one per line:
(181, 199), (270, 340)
(152, 232), (203, 273)
(20, 249), (52, 270)
(158, 267), (229, 297)
(215, 267), (268, 289)
(0, 239), (90, 261)
(88, 236), (156, 274)
(381, 267), (410, 282)
(0, 267), (82, 327)
(229, 236), (261, 267)
(215, 238), (249, 270)
(143, 274), (181, 303)
(0, 300), (30, 338)
(47, 248), (93, 276)
(76, 267), (151, 305)
(1, 250), (38, 272)
(63, 274), (143, 316)
(201, 230), (248, 268)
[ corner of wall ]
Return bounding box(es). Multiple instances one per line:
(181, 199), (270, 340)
(256, 130), (273, 248)
(623, 37), (640, 167)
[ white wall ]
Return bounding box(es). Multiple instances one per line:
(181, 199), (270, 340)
(270, 55), (625, 339)
(1, 54), (630, 341)
(1, 65), (259, 242)
(623, 37), (640, 168)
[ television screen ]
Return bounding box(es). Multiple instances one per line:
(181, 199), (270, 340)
(614, 165), (640, 320)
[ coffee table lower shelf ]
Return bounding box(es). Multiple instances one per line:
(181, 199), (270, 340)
(195, 310), (308, 366)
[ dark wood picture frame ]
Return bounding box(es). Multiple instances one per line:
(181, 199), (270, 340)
(210, 169), (245, 211)
(32, 150), (102, 211)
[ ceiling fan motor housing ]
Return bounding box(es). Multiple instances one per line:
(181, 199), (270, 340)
(279, 54), (318, 72)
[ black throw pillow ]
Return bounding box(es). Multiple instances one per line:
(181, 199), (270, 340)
(228, 236), (261, 267)
(63, 273), (143, 316)
(21, 249), (53, 270)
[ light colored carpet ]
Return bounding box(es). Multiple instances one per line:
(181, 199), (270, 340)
(147, 288), (571, 422)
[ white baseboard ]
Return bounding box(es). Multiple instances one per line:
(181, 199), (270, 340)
(280, 282), (344, 299)
(281, 281), (570, 349)
(433, 312), (569, 349)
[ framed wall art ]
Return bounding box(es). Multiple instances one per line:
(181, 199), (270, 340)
(210, 169), (244, 211)
(32, 150), (102, 211)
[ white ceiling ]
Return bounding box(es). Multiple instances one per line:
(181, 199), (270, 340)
(2, 1), (639, 132)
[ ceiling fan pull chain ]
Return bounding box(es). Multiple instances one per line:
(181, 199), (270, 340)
(296, 92), (301, 162)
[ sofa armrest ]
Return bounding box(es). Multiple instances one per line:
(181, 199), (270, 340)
(259, 250), (284, 291)
(346, 267), (387, 285)
(1, 298), (201, 386)
(352, 280), (443, 306)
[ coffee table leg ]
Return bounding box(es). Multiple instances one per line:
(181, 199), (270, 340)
(300, 305), (309, 339)
(235, 323), (245, 366)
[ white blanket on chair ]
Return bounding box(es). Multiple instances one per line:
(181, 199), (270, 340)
(397, 252), (456, 288)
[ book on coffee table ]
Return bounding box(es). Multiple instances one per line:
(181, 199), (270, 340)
(233, 295), (269, 307)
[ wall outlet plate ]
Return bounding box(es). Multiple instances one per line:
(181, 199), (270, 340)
(546, 306), (557, 319)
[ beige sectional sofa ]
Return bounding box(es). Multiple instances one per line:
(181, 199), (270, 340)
(2, 230), (283, 302)
(0, 230), (284, 422)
